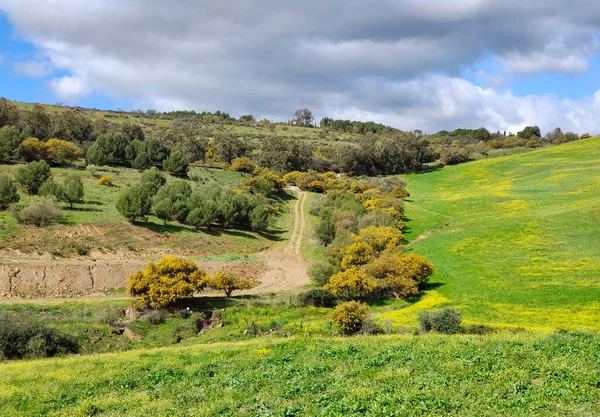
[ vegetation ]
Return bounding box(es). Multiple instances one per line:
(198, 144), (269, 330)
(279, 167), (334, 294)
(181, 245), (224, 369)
(330, 301), (369, 333)
(15, 161), (51, 194)
(10, 197), (63, 226)
(403, 137), (600, 330)
(210, 271), (255, 297)
(0, 174), (19, 209)
(115, 184), (153, 222)
(0, 312), (78, 360)
(128, 256), (210, 309)
(418, 307), (463, 334)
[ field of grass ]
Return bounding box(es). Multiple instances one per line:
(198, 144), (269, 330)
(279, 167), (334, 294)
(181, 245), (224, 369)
(0, 164), (288, 258)
(1, 329), (599, 416)
(397, 137), (600, 331)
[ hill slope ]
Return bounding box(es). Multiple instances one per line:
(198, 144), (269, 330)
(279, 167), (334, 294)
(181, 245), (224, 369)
(1, 332), (599, 416)
(394, 137), (600, 331)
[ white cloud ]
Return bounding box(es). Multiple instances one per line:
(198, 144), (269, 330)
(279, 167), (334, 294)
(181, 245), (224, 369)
(12, 59), (52, 77)
(502, 41), (597, 75)
(48, 75), (91, 103)
(322, 75), (600, 135)
(0, 0), (600, 133)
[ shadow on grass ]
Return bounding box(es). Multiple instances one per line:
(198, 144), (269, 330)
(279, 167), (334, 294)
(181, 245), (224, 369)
(84, 200), (104, 206)
(362, 282), (444, 308)
(63, 206), (103, 213)
(271, 191), (297, 204)
(142, 222), (196, 234)
(411, 164), (445, 175)
(257, 228), (286, 242)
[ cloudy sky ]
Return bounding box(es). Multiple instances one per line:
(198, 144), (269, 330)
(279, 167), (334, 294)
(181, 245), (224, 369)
(1, 0), (600, 134)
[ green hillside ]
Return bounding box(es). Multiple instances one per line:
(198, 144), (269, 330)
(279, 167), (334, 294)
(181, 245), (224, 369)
(2, 332), (599, 416)
(392, 137), (600, 331)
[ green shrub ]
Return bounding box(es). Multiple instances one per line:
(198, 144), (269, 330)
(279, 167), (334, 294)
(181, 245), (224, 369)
(0, 175), (19, 209)
(15, 160), (51, 194)
(0, 312), (79, 360)
(315, 218), (336, 246)
(116, 184), (153, 222)
(143, 310), (166, 325)
(418, 307), (462, 335)
(140, 166), (166, 196)
(10, 197), (63, 226)
(308, 261), (338, 287)
(60, 174), (85, 208)
(163, 151), (188, 176)
(38, 179), (62, 198)
(298, 289), (338, 307)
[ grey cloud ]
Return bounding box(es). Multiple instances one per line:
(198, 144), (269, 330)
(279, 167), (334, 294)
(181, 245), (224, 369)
(1, 0), (600, 131)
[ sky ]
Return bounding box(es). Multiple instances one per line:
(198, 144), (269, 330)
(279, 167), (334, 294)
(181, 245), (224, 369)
(1, 1), (600, 134)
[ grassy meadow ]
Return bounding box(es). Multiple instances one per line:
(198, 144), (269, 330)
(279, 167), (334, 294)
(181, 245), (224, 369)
(396, 137), (600, 331)
(1, 330), (599, 416)
(0, 163), (290, 258)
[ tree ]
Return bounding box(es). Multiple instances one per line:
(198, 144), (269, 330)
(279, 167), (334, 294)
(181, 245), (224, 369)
(293, 109), (314, 127)
(23, 105), (52, 139)
(239, 114), (255, 123)
(210, 271), (255, 297)
(38, 179), (63, 198)
(121, 122), (145, 142)
(128, 256), (210, 309)
(544, 127), (563, 143)
(51, 110), (93, 144)
(85, 143), (108, 166)
(0, 97), (19, 127)
(316, 218), (336, 246)
(153, 198), (174, 225)
(140, 167), (166, 196)
(152, 181), (192, 225)
(163, 151), (188, 176)
(330, 301), (369, 333)
(0, 126), (22, 161)
(324, 267), (377, 298)
(115, 184), (153, 222)
(229, 157), (256, 173)
(186, 199), (218, 229)
(0, 175), (19, 209)
(18, 138), (48, 162)
(44, 139), (83, 165)
(518, 126), (541, 140)
(15, 161), (51, 194)
(361, 253), (433, 299)
(60, 174), (85, 208)
(212, 135), (248, 163)
(259, 136), (313, 173)
(180, 136), (208, 164)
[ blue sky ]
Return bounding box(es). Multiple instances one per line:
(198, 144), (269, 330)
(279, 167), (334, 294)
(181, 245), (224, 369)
(0, 14), (127, 110)
(1, 1), (600, 134)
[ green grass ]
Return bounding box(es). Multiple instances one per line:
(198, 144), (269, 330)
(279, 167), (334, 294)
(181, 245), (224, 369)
(1, 330), (599, 416)
(0, 164), (291, 257)
(399, 137), (600, 331)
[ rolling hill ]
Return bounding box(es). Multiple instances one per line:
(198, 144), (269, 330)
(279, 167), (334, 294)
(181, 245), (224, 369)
(391, 137), (600, 331)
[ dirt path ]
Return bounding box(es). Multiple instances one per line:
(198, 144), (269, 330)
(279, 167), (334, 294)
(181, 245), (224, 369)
(0, 189), (311, 299)
(245, 189), (309, 294)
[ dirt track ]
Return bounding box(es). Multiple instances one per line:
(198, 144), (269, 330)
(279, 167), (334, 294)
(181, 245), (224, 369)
(0, 190), (310, 299)
(248, 190), (309, 294)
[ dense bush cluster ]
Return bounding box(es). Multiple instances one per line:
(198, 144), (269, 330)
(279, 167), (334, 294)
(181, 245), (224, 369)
(115, 169), (276, 231)
(307, 176), (433, 301)
(128, 256), (256, 308)
(418, 307), (462, 334)
(0, 312), (78, 360)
